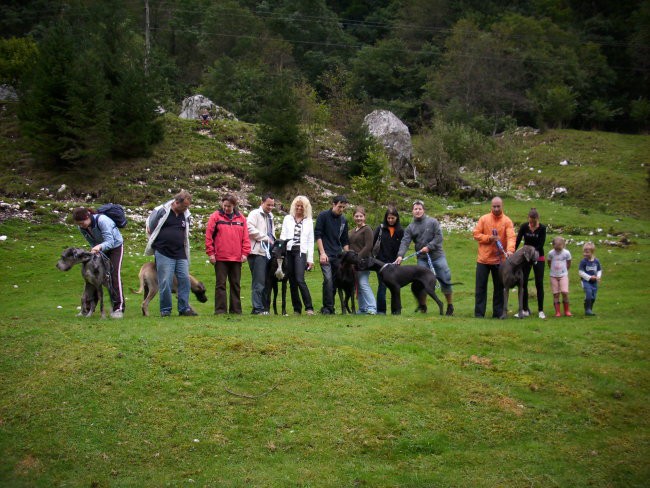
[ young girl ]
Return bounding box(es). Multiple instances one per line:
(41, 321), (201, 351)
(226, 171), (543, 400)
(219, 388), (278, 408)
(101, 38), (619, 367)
(348, 206), (377, 314)
(578, 242), (602, 316)
(515, 208), (547, 319)
(547, 236), (572, 317)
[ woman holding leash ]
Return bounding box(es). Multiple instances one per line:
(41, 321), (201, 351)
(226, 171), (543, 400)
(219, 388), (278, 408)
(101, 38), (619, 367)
(515, 208), (547, 319)
(372, 205), (404, 315)
(72, 207), (125, 319)
(349, 206), (377, 315)
(280, 196), (315, 315)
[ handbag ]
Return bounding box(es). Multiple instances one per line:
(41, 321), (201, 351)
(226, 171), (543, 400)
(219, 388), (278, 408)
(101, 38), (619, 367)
(372, 224), (383, 257)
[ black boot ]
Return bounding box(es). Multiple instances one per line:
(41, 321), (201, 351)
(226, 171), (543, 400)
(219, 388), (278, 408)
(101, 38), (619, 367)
(585, 299), (595, 316)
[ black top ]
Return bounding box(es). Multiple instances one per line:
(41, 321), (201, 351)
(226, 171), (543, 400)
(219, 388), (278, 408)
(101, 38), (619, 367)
(373, 224), (404, 262)
(516, 222), (546, 259)
(314, 209), (349, 256)
(153, 211), (188, 259)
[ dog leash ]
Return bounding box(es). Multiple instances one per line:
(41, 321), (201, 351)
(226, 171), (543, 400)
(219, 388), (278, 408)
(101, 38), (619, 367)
(260, 240), (271, 259)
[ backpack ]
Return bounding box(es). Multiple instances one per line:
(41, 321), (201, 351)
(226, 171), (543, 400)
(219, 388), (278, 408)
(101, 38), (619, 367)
(97, 203), (128, 228)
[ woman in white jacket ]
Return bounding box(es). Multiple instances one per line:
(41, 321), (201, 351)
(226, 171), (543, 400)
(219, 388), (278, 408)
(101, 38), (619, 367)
(280, 196), (315, 315)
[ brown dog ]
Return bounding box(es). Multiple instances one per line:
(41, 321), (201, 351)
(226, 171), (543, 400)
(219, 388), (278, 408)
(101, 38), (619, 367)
(131, 261), (208, 316)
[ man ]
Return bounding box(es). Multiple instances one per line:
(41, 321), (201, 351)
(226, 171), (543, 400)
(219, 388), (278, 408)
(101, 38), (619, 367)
(145, 190), (197, 317)
(247, 194), (275, 315)
(473, 196), (516, 318)
(314, 195), (349, 314)
(396, 200), (455, 316)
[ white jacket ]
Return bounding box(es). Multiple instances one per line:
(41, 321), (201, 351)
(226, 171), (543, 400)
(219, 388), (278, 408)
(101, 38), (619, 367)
(280, 215), (314, 264)
(247, 207), (275, 257)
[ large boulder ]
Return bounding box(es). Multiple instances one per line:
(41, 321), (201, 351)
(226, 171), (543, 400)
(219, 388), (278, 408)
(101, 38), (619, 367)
(0, 85), (18, 101)
(363, 109), (415, 180)
(178, 94), (237, 121)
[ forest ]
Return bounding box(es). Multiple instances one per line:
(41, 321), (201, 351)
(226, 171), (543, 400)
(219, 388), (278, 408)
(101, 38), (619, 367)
(1, 0), (649, 174)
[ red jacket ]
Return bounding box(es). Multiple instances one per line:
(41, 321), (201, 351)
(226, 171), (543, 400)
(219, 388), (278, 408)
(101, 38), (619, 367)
(205, 210), (251, 262)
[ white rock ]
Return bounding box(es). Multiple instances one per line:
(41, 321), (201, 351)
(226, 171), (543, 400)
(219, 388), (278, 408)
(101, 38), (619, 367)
(57, 184), (67, 193)
(57, 305), (63, 309)
(560, 160), (569, 166)
(0, 235), (7, 241)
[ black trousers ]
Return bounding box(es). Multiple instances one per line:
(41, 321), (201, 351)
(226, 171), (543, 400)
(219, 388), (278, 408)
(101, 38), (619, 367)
(214, 261), (242, 314)
(105, 245), (124, 313)
(474, 263), (503, 318)
(522, 260), (545, 312)
(286, 249), (313, 313)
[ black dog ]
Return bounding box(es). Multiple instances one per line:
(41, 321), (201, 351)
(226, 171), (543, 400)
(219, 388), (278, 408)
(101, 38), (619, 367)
(333, 251), (356, 314)
(267, 239), (290, 315)
(357, 256), (444, 315)
(499, 245), (540, 319)
(56, 247), (112, 318)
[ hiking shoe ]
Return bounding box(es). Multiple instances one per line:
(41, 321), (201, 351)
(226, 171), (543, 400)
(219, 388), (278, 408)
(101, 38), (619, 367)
(514, 310), (530, 318)
(306, 310), (315, 316)
(179, 308), (198, 316)
(161, 312), (171, 318)
(445, 304), (454, 316)
(110, 310), (124, 319)
(538, 311), (546, 319)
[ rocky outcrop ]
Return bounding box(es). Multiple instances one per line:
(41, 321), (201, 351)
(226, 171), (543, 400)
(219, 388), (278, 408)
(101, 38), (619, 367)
(363, 110), (415, 180)
(178, 94), (237, 121)
(0, 85), (18, 101)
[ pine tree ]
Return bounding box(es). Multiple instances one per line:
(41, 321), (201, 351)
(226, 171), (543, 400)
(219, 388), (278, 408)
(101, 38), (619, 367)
(252, 80), (309, 187)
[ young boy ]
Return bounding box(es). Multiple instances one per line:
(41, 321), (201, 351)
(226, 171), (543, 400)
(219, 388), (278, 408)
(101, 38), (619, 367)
(547, 236), (572, 317)
(578, 242), (602, 316)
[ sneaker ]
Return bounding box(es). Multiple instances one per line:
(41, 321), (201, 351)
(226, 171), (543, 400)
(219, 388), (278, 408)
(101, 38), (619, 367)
(161, 312), (171, 318)
(179, 308), (198, 316)
(513, 310), (530, 318)
(306, 310), (315, 316)
(110, 310), (123, 319)
(538, 311), (546, 319)
(445, 304), (455, 316)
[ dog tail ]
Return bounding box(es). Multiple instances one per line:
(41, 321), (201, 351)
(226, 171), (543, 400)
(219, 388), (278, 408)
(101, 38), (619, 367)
(437, 278), (464, 287)
(130, 269), (146, 295)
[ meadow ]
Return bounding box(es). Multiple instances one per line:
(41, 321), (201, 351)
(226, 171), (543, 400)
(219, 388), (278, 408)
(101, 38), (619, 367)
(1, 197), (649, 487)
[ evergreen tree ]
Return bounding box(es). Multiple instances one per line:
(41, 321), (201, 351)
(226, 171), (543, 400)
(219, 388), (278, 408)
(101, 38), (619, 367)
(252, 79), (309, 187)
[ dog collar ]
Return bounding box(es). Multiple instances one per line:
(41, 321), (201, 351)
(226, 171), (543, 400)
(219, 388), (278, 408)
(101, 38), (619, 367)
(379, 263), (392, 273)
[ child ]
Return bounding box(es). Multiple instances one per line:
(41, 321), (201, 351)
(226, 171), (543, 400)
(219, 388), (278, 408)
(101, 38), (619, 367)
(547, 236), (572, 317)
(578, 242), (602, 316)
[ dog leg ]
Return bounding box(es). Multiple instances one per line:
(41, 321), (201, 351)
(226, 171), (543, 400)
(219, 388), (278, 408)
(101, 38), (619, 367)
(281, 280), (288, 316)
(142, 285), (156, 317)
(388, 284), (401, 315)
(410, 282), (427, 313)
(517, 281), (525, 319)
(423, 284), (444, 316)
(501, 289), (509, 319)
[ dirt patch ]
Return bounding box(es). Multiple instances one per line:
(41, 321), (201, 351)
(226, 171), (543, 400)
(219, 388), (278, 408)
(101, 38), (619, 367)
(498, 396), (525, 416)
(14, 454), (43, 476)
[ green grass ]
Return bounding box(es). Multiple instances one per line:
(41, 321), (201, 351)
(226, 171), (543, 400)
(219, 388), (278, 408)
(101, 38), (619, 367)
(1, 209), (649, 487)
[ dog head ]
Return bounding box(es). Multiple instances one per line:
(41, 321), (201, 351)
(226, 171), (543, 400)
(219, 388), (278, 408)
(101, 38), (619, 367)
(522, 245), (540, 263)
(192, 281), (208, 303)
(56, 247), (92, 271)
(340, 250), (359, 266)
(271, 239), (288, 259)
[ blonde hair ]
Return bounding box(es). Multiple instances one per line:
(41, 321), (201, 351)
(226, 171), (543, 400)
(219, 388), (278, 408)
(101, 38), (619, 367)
(583, 241), (595, 252)
(290, 195), (312, 219)
(552, 236), (566, 247)
(354, 206), (366, 216)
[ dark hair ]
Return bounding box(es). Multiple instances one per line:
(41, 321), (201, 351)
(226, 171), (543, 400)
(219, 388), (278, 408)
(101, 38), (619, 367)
(528, 208), (539, 219)
(261, 193), (274, 202)
(222, 194), (238, 206)
(332, 195), (348, 204)
(383, 205), (400, 226)
(72, 207), (93, 222)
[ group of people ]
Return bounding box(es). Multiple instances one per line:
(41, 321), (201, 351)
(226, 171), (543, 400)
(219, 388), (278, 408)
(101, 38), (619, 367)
(71, 192), (602, 319)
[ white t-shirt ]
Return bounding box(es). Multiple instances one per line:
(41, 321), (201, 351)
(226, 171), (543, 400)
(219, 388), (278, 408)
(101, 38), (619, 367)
(547, 248), (572, 277)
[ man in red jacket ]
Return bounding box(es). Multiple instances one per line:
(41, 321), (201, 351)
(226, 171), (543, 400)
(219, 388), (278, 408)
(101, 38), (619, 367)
(205, 194), (251, 314)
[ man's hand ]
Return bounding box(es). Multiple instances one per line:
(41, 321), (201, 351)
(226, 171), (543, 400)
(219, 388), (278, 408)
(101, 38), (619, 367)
(395, 256), (403, 265)
(320, 252), (329, 265)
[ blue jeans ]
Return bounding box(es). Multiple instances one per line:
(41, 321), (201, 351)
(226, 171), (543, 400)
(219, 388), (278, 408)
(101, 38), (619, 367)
(155, 251), (190, 315)
(248, 254), (270, 313)
(418, 254), (453, 294)
(357, 270), (377, 314)
(582, 280), (598, 301)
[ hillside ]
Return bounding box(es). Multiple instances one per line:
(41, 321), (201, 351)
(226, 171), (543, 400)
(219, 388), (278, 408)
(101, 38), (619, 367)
(1, 101), (649, 223)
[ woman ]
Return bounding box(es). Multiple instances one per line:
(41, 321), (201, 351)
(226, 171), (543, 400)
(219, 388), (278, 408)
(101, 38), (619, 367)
(205, 194), (250, 314)
(72, 206), (125, 319)
(372, 205), (404, 315)
(348, 206), (377, 314)
(515, 208), (547, 319)
(280, 196), (315, 315)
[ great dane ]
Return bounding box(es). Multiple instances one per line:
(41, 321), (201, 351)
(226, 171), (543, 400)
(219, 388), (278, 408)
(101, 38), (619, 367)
(499, 245), (540, 319)
(130, 261), (208, 316)
(356, 255), (445, 315)
(267, 239), (289, 315)
(334, 251), (357, 314)
(56, 247), (111, 318)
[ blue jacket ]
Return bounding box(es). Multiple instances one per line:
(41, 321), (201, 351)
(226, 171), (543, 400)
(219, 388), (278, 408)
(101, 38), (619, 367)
(79, 214), (123, 251)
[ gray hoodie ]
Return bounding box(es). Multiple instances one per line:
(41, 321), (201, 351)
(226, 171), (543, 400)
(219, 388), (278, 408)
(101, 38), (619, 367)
(398, 215), (445, 260)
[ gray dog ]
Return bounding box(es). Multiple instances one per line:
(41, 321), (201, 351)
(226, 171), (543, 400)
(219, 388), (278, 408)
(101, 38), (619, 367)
(356, 255), (445, 315)
(130, 261), (208, 316)
(56, 247), (111, 318)
(499, 245), (540, 319)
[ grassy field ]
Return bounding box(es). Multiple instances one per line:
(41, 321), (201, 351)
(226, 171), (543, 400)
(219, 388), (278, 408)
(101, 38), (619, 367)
(1, 200), (649, 486)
